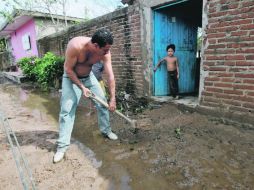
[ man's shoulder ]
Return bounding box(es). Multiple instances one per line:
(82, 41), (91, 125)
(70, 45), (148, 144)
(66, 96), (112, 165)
(69, 36), (91, 42)
(67, 37), (90, 52)
(69, 37), (91, 46)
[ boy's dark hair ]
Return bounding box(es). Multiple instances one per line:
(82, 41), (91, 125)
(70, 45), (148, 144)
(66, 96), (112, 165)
(166, 44), (175, 52)
(91, 28), (114, 48)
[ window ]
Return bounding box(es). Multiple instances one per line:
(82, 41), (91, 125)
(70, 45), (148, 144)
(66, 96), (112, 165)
(22, 34), (31, 50)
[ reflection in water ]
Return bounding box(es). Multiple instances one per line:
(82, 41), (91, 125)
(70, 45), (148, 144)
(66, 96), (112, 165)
(74, 140), (102, 169)
(121, 175), (131, 190)
(19, 89), (29, 102)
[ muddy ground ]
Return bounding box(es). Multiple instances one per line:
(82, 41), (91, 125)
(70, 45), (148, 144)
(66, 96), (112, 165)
(0, 81), (253, 190)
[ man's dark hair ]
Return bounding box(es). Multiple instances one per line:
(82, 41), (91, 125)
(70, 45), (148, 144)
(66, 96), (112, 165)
(91, 28), (114, 48)
(166, 44), (175, 52)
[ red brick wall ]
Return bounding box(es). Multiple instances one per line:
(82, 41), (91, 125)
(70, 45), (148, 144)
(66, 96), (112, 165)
(38, 6), (143, 94)
(201, 0), (254, 114)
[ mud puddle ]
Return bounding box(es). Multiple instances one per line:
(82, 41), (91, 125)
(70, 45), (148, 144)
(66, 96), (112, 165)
(1, 82), (253, 190)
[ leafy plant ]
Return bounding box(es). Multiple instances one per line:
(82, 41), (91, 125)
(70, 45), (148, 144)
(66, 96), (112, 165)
(175, 127), (181, 139)
(17, 56), (38, 81)
(0, 39), (6, 52)
(34, 52), (64, 90)
(17, 52), (64, 90)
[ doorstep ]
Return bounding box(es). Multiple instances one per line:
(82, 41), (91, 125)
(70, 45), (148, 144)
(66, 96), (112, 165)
(151, 96), (199, 108)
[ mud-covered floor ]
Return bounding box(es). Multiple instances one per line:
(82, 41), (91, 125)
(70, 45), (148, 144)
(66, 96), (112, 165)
(0, 81), (253, 190)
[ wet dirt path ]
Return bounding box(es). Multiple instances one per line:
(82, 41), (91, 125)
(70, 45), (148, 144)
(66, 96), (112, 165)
(0, 82), (253, 190)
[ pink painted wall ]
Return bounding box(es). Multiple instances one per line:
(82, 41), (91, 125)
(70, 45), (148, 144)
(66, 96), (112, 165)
(10, 19), (38, 62)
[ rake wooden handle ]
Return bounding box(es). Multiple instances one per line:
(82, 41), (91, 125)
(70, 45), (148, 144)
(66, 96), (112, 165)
(89, 94), (136, 127)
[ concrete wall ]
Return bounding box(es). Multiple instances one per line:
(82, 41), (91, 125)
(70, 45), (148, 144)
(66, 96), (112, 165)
(38, 7), (144, 94)
(34, 18), (76, 40)
(10, 19), (39, 61)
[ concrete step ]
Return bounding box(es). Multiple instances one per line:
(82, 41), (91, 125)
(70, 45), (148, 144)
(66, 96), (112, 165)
(2, 71), (27, 84)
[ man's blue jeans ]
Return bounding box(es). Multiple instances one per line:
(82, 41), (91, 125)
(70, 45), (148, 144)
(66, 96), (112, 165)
(56, 72), (112, 153)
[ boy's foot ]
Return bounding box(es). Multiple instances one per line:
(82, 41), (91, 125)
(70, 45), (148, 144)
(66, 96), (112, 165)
(107, 132), (118, 140)
(53, 151), (65, 163)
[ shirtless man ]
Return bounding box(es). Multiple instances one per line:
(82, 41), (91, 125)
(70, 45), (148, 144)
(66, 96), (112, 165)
(154, 44), (179, 99)
(53, 29), (118, 163)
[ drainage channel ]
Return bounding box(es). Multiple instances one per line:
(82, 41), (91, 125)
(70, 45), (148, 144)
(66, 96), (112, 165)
(0, 109), (37, 190)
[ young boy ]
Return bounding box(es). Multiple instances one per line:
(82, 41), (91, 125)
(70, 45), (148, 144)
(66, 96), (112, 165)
(154, 44), (179, 99)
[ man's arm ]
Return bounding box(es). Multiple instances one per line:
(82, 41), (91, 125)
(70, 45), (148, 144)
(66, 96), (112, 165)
(103, 52), (116, 111)
(64, 43), (91, 97)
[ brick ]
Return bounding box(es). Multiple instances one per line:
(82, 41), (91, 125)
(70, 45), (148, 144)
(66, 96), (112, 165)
(225, 55), (245, 60)
(235, 73), (254, 78)
(236, 49), (254, 54)
(242, 103), (254, 109)
(214, 82), (233, 88)
(243, 79), (254, 84)
(209, 67), (227, 71)
(223, 99), (242, 106)
(233, 84), (254, 91)
(206, 77), (220, 82)
(240, 24), (254, 30)
(221, 78), (235, 83)
(206, 55), (226, 60)
(247, 91), (254, 96)
(201, 101), (221, 108)
(245, 55), (254, 60)
(229, 106), (253, 113)
(214, 92), (235, 99)
(223, 89), (243, 95)
(210, 72), (234, 77)
(242, 1), (254, 7)
(206, 87), (223, 93)
(231, 31), (248, 36)
(229, 67), (248, 72)
(202, 91), (213, 96)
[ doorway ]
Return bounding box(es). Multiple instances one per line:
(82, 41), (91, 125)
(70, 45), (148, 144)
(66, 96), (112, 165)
(153, 0), (203, 96)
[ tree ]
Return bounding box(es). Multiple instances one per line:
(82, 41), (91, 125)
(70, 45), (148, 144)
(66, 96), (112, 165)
(0, 0), (74, 27)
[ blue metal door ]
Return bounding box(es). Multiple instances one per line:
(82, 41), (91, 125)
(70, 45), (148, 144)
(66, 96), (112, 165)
(153, 8), (197, 96)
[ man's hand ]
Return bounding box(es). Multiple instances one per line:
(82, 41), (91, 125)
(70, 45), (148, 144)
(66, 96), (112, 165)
(108, 98), (116, 112)
(81, 86), (91, 98)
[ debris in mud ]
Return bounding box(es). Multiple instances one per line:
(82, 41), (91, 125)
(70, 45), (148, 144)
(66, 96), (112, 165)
(175, 127), (181, 139)
(115, 90), (149, 115)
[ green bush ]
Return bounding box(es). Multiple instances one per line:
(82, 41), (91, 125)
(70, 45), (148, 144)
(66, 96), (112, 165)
(17, 56), (38, 81)
(17, 52), (64, 90)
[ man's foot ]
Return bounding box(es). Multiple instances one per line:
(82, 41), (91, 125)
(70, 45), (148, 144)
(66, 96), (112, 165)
(107, 132), (118, 140)
(53, 151), (65, 163)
